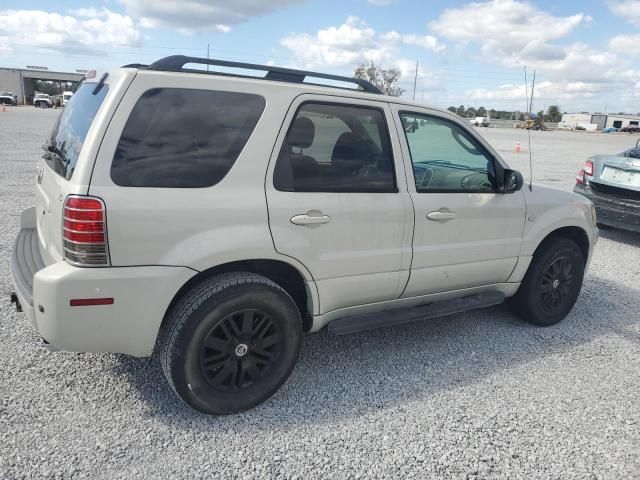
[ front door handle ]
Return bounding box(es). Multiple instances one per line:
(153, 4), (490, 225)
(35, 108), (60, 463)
(427, 210), (456, 222)
(290, 212), (332, 226)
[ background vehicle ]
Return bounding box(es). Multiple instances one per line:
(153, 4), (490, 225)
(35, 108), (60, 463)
(52, 92), (73, 107)
(516, 119), (546, 130)
(33, 93), (52, 108)
(11, 57), (598, 415)
(470, 116), (490, 127)
(0, 91), (17, 105)
(62, 91), (73, 106)
(575, 140), (640, 232)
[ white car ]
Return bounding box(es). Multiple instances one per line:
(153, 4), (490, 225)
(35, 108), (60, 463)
(33, 93), (53, 108)
(63, 91), (73, 105)
(470, 116), (490, 127)
(11, 56), (598, 414)
(0, 91), (17, 105)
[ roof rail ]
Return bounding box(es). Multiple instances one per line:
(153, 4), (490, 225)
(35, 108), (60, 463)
(138, 55), (382, 94)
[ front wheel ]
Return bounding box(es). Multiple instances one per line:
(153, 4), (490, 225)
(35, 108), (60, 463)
(510, 237), (585, 326)
(159, 272), (302, 414)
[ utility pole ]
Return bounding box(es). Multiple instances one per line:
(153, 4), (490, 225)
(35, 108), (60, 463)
(412, 61), (418, 101)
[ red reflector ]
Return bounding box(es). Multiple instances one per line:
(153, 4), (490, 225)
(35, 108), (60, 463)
(70, 298), (114, 307)
(584, 160), (594, 176)
(64, 219), (104, 232)
(64, 231), (105, 243)
(576, 169), (585, 185)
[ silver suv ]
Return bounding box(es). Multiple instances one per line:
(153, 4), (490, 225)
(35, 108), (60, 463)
(11, 56), (598, 414)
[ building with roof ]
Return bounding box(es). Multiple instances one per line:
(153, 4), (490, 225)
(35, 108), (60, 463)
(0, 67), (85, 105)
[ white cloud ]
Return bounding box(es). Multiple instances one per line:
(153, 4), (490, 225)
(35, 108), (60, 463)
(467, 81), (606, 103)
(120, 0), (303, 33)
(608, 0), (640, 27)
(0, 8), (140, 54)
(430, 0), (590, 65)
(426, 0), (640, 110)
(402, 34), (446, 53)
(610, 33), (640, 55)
(280, 16), (444, 69)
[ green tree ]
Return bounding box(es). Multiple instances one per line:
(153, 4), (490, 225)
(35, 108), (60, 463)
(488, 109), (497, 119)
(456, 105), (465, 116)
(447, 106), (457, 113)
(353, 61), (405, 96)
(33, 80), (59, 96)
(465, 107), (476, 118)
(547, 105), (561, 123)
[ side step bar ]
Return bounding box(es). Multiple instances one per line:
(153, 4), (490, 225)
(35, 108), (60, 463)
(327, 292), (505, 336)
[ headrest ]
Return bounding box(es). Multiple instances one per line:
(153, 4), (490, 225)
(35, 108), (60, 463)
(331, 132), (370, 170)
(288, 117), (315, 148)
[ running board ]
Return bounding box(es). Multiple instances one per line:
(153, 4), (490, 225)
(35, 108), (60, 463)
(327, 292), (505, 336)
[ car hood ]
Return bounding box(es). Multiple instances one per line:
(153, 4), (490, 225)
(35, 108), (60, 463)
(589, 154), (640, 192)
(524, 183), (592, 207)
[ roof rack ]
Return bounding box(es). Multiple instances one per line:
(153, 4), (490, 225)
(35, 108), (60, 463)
(128, 55), (382, 94)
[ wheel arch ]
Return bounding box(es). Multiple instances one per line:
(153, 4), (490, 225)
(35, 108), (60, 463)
(160, 259), (316, 338)
(534, 226), (590, 263)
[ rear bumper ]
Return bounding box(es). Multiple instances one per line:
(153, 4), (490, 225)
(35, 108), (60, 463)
(574, 184), (640, 233)
(11, 215), (195, 356)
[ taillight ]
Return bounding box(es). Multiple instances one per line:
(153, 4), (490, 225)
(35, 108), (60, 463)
(576, 169), (585, 185)
(63, 195), (109, 266)
(584, 160), (594, 176)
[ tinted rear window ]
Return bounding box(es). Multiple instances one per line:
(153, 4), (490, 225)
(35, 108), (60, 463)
(46, 82), (108, 180)
(111, 88), (266, 188)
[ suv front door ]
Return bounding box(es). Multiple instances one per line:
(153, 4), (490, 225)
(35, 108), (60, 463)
(391, 106), (526, 297)
(266, 96), (413, 315)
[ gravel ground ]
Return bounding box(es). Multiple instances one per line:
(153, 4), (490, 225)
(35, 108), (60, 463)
(1, 107), (639, 479)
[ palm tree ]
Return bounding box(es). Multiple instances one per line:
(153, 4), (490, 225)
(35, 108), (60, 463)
(547, 105), (561, 123)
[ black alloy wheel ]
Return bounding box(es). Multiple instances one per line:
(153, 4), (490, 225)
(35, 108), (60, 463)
(509, 236), (585, 326)
(159, 272), (302, 415)
(539, 256), (575, 315)
(199, 309), (281, 392)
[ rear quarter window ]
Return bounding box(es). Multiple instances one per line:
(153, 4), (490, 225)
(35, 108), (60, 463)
(46, 82), (109, 180)
(111, 88), (266, 188)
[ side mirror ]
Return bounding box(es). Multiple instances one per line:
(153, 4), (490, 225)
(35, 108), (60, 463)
(503, 169), (524, 193)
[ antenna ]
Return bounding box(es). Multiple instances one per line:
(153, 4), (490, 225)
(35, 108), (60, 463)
(412, 61), (418, 101)
(527, 70), (536, 192)
(524, 67), (529, 120)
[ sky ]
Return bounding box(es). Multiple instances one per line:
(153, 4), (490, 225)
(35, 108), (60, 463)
(0, 0), (639, 113)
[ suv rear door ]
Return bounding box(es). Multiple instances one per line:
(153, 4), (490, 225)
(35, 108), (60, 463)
(390, 105), (525, 297)
(266, 95), (413, 315)
(36, 79), (115, 265)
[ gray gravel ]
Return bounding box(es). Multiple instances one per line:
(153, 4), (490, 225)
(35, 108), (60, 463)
(1, 107), (639, 479)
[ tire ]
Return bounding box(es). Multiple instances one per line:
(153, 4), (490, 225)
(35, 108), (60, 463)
(509, 237), (585, 326)
(159, 272), (302, 414)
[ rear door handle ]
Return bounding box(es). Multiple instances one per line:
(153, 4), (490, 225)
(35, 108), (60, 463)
(427, 210), (456, 222)
(290, 213), (331, 226)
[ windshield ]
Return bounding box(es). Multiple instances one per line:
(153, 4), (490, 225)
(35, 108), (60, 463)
(45, 82), (108, 179)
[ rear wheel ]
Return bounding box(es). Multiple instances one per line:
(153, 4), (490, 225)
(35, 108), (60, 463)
(159, 272), (302, 414)
(510, 237), (585, 326)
